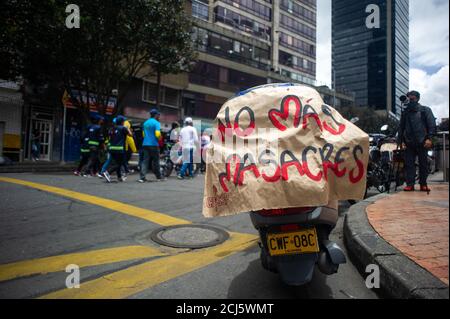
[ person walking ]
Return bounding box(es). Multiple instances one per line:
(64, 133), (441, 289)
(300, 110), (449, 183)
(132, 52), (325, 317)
(31, 129), (41, 161)
(397, 91), (437, 192)
(74, 130), (91, 176)
(82, 115), (105, 177)
(177, 117), (199, 180)
(102, 116), (132, 183)
(138, 109), (165, 182)
(121, 118), (137, 175)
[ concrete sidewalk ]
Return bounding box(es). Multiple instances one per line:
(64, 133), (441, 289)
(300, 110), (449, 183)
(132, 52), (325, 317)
(344, 174), (449, 299)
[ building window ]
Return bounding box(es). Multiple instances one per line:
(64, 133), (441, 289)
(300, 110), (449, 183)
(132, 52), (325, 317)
(191, 26), (270, 71)
(214, 6), (271, 41)
(279, 50), (315, 76)
(221, 0), (272, 21)
(192, 0), (209, 21)
(280, 14), (316, 41)
(142, 81), (180, 108)
(280, 0), (316, 24)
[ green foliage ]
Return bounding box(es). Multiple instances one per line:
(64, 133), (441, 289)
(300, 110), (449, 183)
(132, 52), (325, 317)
(0, 0), (196, 114)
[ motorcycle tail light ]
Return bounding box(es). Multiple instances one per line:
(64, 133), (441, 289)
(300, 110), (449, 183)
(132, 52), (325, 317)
(256, 207), (314, 217)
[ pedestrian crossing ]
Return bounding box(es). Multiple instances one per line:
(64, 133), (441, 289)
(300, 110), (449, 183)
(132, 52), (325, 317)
(0, 177), (258, 299)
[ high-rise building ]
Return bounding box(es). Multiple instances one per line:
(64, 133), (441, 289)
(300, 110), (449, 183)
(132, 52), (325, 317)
(121, 0), (353, 133)
(332, 0), (409, 118)
(186, 0), (318, 122)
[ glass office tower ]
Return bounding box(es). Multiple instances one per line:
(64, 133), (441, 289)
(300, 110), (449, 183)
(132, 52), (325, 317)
(332, 0), (409, 118)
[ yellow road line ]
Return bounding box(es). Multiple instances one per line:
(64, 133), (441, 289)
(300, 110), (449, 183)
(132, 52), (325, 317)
(0, 177), (190, 226)
(0, 246), (167, 282)
(0, 176), (259, 299)
(39, 232), (257, 299)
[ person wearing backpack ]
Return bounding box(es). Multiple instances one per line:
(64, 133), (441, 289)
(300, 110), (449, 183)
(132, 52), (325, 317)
(397, 91), (437, 192)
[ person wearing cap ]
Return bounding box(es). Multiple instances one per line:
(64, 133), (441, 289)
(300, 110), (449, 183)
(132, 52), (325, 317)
(177, 117), (199, 179)
(139, 108), (165, 182)
(102, 115), (132, 183)
(82, 114), (105, 177)
(397, 90), (437, 192)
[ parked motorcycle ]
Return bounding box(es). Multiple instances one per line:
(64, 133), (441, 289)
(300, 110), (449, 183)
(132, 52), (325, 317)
(250, 201), (346, 286)
(366, 125), (396, 194)
(159, 142), (200, 178)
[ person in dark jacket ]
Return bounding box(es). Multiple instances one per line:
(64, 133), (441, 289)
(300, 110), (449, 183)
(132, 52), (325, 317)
(82, 115), (105, 177)
(397, 91), (437, 192)
(74, 131), (91, 176)
(102, 115), (132, 183)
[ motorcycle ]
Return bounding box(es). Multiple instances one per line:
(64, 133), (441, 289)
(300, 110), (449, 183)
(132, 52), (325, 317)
(159, 141), (200, 178)
(366, 125), (396, 194)
(249, 201), (346, 286)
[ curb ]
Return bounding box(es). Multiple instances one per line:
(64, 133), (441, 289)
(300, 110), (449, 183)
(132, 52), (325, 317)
(344, 194), (449, 299)
(0, 164), (77, 174)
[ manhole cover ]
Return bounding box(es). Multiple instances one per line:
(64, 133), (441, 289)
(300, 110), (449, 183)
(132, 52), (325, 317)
(150, 224), (229, 249)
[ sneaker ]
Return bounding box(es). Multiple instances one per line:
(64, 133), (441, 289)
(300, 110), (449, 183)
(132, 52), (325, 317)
(121, 175), (127, 182)
(97, 173), (103, 179)
(420, 185), (431, 192)
(177, 175), (184, 180)
(138, 178), (147, 183)
(102, 171), (111, 183)
(73, 171), (80, 176)
(403, 186), (415, 192)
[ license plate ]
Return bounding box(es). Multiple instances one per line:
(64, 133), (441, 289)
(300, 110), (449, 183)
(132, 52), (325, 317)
(267, 228), (319, 256)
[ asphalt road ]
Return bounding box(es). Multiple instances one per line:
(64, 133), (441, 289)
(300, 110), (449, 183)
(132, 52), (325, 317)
(0, 172), (380, 299)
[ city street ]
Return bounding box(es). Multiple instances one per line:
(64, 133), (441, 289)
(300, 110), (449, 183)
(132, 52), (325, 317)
(0, 172), (379, 299)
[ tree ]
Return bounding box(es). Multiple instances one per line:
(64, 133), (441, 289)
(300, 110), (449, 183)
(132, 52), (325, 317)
(0, 0), (196, 119)
(147, 0), (197, 108)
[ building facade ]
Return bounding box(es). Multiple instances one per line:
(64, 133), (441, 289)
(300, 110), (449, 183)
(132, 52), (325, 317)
(123, 0), (321, 130)
(0, 81), (23, 162)
(332, 0), (409, 118)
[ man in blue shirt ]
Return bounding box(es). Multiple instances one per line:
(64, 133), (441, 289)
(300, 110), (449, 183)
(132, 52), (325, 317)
(139, 109), (165, 182)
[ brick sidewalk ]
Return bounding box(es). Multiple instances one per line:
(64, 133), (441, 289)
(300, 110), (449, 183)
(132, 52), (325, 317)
(367, 184), (449, 285)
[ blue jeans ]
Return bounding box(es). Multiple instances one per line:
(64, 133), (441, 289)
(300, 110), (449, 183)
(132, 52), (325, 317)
(180, 148), (194, 178)
(101, 153), (112, 174)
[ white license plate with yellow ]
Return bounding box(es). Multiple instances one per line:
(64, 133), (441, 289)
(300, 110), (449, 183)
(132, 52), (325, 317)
(267, 228), (320, 256)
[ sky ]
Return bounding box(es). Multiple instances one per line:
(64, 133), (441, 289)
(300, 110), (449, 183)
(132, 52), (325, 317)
(316, 0), (449, 120)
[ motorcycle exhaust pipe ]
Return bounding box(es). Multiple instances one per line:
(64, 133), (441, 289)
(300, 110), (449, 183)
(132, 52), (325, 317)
(317, 240), (347, 275)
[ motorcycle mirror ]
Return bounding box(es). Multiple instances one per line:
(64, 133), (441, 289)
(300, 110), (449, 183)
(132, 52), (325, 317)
(380, 125), (388, 132)
(350, 117), (359, 124)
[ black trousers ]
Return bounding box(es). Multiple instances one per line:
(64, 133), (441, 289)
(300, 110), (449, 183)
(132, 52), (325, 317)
(108, 152), (126, 178)
(83, 147), (99, 175)
(140, 146), (161, 179)
(405, 143), (428, 186)
(77, 153), (90, 172)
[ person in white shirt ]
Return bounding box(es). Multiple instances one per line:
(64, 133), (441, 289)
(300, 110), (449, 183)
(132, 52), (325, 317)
(177, 117), (199, 179)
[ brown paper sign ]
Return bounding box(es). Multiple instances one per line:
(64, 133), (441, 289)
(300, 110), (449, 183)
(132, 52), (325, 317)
(203, 84), (369, 218)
